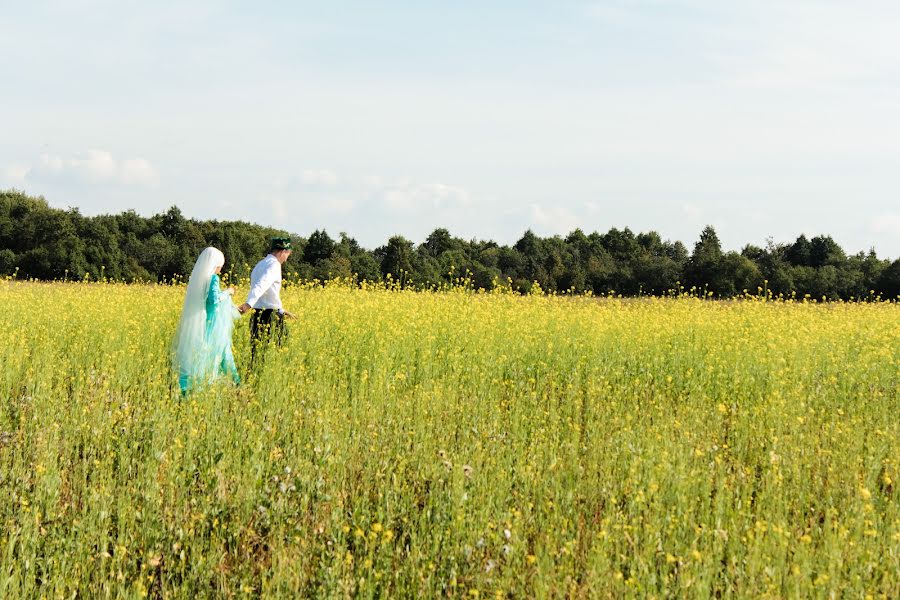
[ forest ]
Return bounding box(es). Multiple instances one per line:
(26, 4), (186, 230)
(2, 189), (899, 299)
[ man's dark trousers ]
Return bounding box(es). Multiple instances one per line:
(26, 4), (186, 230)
(249, 309), (285, 368)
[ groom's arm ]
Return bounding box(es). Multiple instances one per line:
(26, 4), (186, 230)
(241, 263), (279, 313)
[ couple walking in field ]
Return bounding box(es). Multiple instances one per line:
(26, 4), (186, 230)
(172, 237), (294, 394)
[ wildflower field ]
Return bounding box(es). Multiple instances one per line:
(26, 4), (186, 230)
(1, 280), (898, 598)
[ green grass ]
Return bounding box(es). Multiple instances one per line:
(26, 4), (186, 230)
(1, 281), (898, 598)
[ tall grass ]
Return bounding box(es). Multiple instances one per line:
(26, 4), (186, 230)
(1, 280), (898, 597)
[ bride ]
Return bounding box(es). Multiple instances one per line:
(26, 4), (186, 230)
(173, 247), (241, 394)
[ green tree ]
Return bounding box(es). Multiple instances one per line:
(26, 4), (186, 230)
(304, 230), (336, 265)
(808, 235), (845, 268)
(719, 252), (763, 296)
(421, 228), (461, 258)
(685, 225), (724, 294)
(141, 233), (177, 280)
(0, 248), (15, 275)
(350, 252), (381, 282)
(786, 234), (812, 266)
(79, 215), (124, 279)
(315, 256), (352, 280)
(877, 259), (900, 298)
(514, 230), (552, 290)
(379, 236), (415, 283)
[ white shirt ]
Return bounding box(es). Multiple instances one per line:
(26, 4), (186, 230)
(246, 254), (283, 310)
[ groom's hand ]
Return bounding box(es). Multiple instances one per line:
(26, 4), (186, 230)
(283, 310), (297, 320)
(238, 303), (251, 314)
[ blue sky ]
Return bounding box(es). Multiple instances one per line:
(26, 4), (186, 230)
(2, 0), (900, 257)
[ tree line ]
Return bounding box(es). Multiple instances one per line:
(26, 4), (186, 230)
(2, 190), (899, 299)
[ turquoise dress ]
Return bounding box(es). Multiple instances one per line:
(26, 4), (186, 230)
(178, 274), (240, 393)
(206, 274), (240, 385)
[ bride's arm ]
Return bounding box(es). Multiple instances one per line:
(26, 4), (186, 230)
(209, 274), (233, 307)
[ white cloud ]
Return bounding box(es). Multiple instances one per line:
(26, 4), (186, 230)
(682, 203), (702, 219)
(583, 3), (639, 26)
(871, 214), (900, 236)
(315, 196), (355, 214)
(381, 181), (472, 213)
(265, 192), (355, 223)
(362, 175), (385, 188)
(32, 150), (115, 183)
(269, 192), (356, 219)
(585, 1), (900, 93)
(709, 3), (900, 92)
(530, 203), (579, 234)
(119, 158), (160, 185)
(25, 150), (159, 187)
(265, 172), (356, 222)
(270, 195), (288, 220)
(4, 3), (900, 258)
(0, 164), (28, 187)
(299, 169), (339, 186)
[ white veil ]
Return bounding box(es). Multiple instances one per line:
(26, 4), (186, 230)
(173, 247), (226, 380)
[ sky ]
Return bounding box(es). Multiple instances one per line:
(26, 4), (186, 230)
(2, 0), (900, 258)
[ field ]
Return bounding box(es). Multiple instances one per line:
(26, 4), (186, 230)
(1, 280), (898, 598)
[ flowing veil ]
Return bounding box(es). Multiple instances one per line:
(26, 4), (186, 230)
(173, 247), (226, 387)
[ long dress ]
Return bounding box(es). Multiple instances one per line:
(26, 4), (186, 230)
(178, 274), (240, 393)
(206, 274), (241, 384)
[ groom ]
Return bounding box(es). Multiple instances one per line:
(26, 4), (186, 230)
(238, 237), (293, 364)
